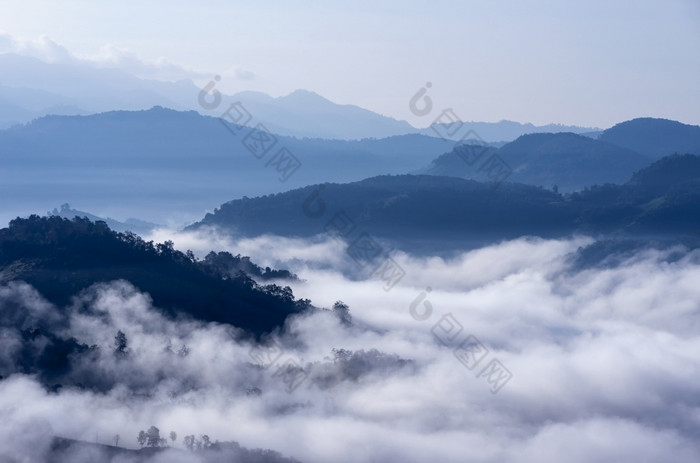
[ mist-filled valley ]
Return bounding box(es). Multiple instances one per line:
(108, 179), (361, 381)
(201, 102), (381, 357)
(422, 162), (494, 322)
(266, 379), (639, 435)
(2, 217), (699, 462)
(2, 2), (700, 462)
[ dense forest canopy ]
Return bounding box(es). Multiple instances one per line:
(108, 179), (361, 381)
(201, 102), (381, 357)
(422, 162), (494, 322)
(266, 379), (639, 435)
(0, 215), (307, 335)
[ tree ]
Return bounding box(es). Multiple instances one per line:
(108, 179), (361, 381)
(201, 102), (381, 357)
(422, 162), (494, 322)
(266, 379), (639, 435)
(157, 240), (175, 256)
(170, 431), (177, 445)
(182, 434), (213, 452)
(332, 348), (352, 362)
(137, 431), (147, 448)
(146, 426), (161, 447)
(184, 435), (195, 451)
(332, 301), (352, 325)
(114, 330), (128, 358)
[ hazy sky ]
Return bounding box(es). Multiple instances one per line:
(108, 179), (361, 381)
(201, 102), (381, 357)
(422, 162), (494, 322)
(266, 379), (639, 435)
(1, 0), (699, 128)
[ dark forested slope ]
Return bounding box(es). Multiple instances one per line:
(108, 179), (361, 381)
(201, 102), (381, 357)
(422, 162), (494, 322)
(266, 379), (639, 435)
(191, 154), (700, 249)
(0, 216), (306, 335)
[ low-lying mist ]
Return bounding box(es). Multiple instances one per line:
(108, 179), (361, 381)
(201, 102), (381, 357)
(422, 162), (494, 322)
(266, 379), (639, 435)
(1, 228), (699, 462)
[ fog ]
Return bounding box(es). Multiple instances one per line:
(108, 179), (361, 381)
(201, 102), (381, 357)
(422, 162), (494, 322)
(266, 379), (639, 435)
(1, 229), (699, 462)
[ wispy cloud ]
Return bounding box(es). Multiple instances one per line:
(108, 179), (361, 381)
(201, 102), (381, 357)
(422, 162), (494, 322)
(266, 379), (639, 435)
(0, 32), (255, 83)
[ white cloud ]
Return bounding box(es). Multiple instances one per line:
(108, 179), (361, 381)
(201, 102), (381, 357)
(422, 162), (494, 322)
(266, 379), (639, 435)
(1, 235), (699, 462)
(0, 32), (73, 62)
(0, 32), (255, 83)
(81, 44), (208, 81)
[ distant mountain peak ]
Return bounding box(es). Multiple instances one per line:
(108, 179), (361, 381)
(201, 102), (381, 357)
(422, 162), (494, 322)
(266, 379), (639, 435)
(283, 88), (326, 99)
(418, 130), (649, 192)
(229, 90), (273, 102)
(599, 117), (700, 159)
(276, 89), (336, 108)
(608, 116), (692, 128)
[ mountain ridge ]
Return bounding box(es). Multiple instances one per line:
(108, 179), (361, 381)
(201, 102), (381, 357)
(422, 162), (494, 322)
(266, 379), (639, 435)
(1, 52), (600, 141)
(189, 154), (700, 251)
(417, 131), (651, 191)
(0, 106), (454, 226)
(0, 215), (306, 336)
(598, 117), (700, 159)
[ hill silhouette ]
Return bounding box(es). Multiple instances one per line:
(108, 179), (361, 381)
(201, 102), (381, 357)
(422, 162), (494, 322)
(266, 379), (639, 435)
(418, 132), (650, 191)
(48, 203), (160, 234)
(0, 215), (306, 336)
(0, 106), (454, 225)
(190, 154), (700, 250)
(418, 119), (599, 142)
(598, 117), (700, 159)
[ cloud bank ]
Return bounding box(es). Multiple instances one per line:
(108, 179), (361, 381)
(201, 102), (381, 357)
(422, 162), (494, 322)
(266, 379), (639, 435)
(1, 230), (699, 462)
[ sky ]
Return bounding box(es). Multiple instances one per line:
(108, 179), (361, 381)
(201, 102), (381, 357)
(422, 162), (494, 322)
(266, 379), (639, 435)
(0, 0), (699, 128)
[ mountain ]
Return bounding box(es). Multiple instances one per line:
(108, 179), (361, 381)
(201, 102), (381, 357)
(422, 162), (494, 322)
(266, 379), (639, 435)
(220, 89), (416, 139)
(417, 132), (651, 191)
(0, 107), (453, 226)
(0, 83), (90, 128)
(419, 119), (600, 142)
(0, 53), (189, 120)
(598, 118), (700, 159)
(190, 176), (576, 252)
(0, 53), (415, 139)
(0, 53), (603, 142)
(47, 203), (160, 235)
(0, 215), (306, 336)
(580, 153), (700, 232)
(189, 154), (700, 251)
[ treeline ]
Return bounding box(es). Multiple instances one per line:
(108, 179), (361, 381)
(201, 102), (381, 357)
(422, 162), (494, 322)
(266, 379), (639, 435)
(0, 215), (308, 335)
(50, 427), (302, 462)
(131, 425), (301, 461)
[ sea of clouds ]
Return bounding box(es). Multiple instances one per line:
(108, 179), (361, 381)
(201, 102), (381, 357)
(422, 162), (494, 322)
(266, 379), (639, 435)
(1, 228), (699, 462)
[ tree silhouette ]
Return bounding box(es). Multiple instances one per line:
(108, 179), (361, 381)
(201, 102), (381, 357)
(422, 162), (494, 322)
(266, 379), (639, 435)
(114, 330), (128, 358)
(0, 215), (307, 337)
(332, 301), (352, 325)
(146, 426), (162, 447)
(184, 435), (195, 451)
(137, 431), (146, 448)
(182, 434), (213, 452)
(137, 426), (167, 448)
